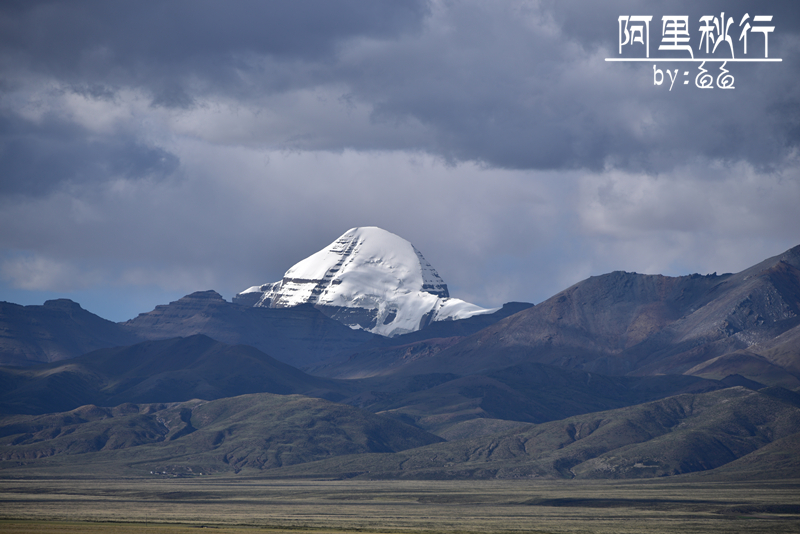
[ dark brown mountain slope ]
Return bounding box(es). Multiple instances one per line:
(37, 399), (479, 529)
(368, 245), (800, 384)
(308, 302), (534, 378)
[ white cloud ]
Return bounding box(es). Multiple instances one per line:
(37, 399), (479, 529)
(576, 160), (800, 276)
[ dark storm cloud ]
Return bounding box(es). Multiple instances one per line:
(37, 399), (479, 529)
(0, 113), (179, 196)
(345, 1), (800, 172)
(0, 0), (429, 104)
(0, 0), (797, 325)
(533, 0), (800, 170)
(1, 1), (797, 171)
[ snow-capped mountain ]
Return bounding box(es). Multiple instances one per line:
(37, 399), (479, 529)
(234, 227), (494, 336)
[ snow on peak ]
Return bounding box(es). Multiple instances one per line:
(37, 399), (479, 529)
(234, 227), (494, 336)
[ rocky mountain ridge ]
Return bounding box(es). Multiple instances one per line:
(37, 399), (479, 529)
(0, 299), (142, 367)
(120, 290), (374, 368)
(1, 242), (799, 481)
(346, 245), (800, 387)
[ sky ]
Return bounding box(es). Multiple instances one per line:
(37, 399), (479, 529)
(1, 0), (799, 322)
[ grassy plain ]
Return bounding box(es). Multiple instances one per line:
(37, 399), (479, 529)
(1, 477), (799, 534)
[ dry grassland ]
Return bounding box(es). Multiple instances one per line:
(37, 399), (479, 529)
(1, 477), (799, 533)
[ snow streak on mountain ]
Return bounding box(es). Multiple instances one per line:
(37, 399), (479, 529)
(235, 227), (493, 336)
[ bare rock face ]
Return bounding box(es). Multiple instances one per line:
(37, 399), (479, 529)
(235, 227), (492, 336)
(389, 245), (800, 385)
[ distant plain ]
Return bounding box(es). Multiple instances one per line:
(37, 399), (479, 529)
(1, 477), (799, 533)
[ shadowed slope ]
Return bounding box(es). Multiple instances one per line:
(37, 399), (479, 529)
(0, 299), (142, 367)
(309, 302), (533, 378)
(0, 335), (353, 415)
(121, 291), (375, 368)
(344, 363), (726, 435)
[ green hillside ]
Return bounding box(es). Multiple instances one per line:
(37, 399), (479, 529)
(0, 392), (443, 476)
(261, 387), (800, 480)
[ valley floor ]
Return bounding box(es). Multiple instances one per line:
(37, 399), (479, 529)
(1, 477), (798, 533)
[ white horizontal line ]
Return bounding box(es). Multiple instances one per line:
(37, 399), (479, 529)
(605, 58), (782, 62)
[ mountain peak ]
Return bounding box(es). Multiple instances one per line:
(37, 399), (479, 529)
(182, 290), (226, 301)
(42, 299), (84, 311)
(235, 227), (492, 336)
(282, 226), (449, 303)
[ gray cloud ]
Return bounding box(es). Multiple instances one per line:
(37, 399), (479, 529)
(0, 113), (179, 197)
(337, 1), (800, 171)
(0, 1), (798, 321)
(0, 0), (429, 103)
(2, 1), (797, 171)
